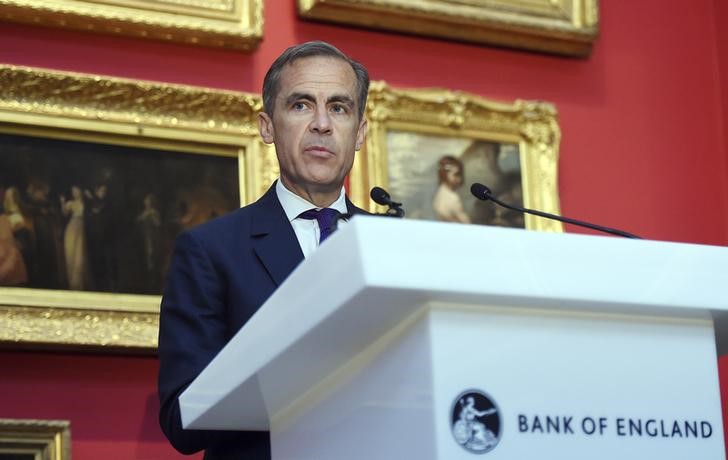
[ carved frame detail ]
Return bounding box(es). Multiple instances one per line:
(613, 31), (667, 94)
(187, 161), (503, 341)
(0, 0), (263, 50)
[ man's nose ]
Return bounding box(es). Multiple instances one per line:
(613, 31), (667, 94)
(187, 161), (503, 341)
(309, 106), (332, 134)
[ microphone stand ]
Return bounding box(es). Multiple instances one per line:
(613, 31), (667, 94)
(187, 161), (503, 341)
(471, 184), (642, 239)
(382, 205), (405, 218)
(334, 207), (402, 227)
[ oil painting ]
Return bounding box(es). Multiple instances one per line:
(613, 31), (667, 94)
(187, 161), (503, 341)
(386, 131), (524, 228)
(0, 132), (239, 295)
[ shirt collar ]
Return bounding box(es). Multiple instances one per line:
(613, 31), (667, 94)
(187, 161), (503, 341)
(275, 179), (348, 223)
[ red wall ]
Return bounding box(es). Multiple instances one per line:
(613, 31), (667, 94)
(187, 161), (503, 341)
(1, 0), (728, 458)
(0, 351), (197, 459)
(714, 0), (728, 198)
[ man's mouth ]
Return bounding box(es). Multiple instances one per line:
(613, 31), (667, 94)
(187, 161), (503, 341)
(304, 146), (334, 156)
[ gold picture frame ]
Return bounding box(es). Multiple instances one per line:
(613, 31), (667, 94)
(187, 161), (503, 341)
(0, 419), (70, 460)
(298, 0), (598, 57)
(0, 0), (263, 51)
(0, 65), (276, 351)
(349, 81), (562, 232)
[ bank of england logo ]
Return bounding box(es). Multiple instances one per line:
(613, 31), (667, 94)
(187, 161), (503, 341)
(451, 389), (501, 454)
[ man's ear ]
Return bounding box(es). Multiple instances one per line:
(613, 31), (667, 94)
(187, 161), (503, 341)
(355, 118), (368, 151)
(258, 112), (275, 145)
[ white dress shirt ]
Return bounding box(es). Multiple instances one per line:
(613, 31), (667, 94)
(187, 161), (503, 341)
(275, 179), (348, 259)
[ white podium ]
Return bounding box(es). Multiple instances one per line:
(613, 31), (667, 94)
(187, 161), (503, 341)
(180, 216), (728, 459)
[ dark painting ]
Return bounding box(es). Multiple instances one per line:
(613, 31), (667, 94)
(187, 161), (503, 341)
(0, 132), (239, 294)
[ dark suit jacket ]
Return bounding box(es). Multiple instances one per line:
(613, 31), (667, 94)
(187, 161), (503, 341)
(158, 183), (368, 460)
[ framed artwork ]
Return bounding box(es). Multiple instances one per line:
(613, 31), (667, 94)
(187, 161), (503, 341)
(0, 0), (263, 51)
(298, 0), (598, 57)
(0, 65), (276, 351)
(0, 419), (70, 460)
(348, 82), (562, 232)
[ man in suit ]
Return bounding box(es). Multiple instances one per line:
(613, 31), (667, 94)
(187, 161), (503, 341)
(157, 41), (370, 459)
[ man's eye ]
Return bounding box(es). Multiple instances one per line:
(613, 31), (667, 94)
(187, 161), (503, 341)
(292, 102), (307, 110)
(331, 104), (346, 113)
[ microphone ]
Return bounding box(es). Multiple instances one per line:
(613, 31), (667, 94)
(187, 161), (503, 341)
(470, 183), (642, 239)
(370, 186), (405, 218)
(334, 186), (406, 225)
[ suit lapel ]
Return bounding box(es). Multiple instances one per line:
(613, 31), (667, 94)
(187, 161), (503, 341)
(249, 186), (368, 286)
(250, 184), (305, 286)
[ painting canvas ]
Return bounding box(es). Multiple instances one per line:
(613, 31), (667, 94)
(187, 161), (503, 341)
(0, 132), (239, 295)
(387, 131), (524, 228)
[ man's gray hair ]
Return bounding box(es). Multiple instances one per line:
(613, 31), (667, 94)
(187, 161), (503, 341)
(262, 41), (370, 120)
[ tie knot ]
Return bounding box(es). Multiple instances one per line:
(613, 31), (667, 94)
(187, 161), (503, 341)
(297, 208), (341, 243)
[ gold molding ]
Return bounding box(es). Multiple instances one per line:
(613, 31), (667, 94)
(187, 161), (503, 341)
(0, 65), (275, 351)
(350, 81), (562, 232)
(0, 419), (70, 460)
(299, 0), (598, 57)
(0, 0), (263, 51)
(0, 304), (159, 349)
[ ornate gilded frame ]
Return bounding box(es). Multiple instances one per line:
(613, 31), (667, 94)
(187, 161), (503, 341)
(0, 0), (263, 51)
(0, 419), (70, 460)
(299, 0), (598, 57)
(0, 65), (275, 351)
(349, 81), (562, 232)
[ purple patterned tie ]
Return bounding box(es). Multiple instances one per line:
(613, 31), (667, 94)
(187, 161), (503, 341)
(297, 208), (341, 243)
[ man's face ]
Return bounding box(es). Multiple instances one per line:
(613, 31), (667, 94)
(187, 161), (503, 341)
(258, 56), (368, 201)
